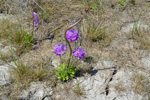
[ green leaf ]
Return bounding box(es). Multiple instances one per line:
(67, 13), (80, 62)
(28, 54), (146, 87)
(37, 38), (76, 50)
(66, 75), (69, 80)
(55, 63), (77, 81)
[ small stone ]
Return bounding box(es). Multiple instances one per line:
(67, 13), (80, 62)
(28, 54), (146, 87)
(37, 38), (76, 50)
(52, 58), (60, 68)
(0, 65), (10, 86)
(102, 60), (114, 68)
(43, 97), (53, 100)
(141, 57), (150, 70)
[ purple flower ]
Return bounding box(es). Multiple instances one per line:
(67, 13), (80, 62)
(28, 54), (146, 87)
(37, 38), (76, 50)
(73, 47), (85, 60)
(33, 12), (38, 17)
(33, 18), (39, 26)
(66, 29), (79, 42)
(32, 45), (37, 50)
(32, 12), (39, 26)
(53, 43), (67, 56)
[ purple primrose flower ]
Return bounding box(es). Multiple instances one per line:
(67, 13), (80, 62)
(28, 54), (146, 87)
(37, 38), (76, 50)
(33, 12), (38, 17)
(53, 43), (67, 56)
(73, 46), (85, 60)
(66, 29), (79, 42)
(32, 45), (37, 50)
(32, 12), (39, 26)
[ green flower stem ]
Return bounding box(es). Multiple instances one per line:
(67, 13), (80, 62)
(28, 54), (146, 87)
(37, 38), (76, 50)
(64, 17), (83, 67)
(64, 12), (87, 70)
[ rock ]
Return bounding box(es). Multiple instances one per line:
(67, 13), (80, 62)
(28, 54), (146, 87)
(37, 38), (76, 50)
(107, 89), (147, 100)
(75, 60), (115, 99)
(52, 58), (60, 68)
(72, 69), (109, 100)
(95, 59), (115, 70)
(18, 82), (53, 100)
(0, 65), (10, 86)
(110, 69), (133, 85)
(102, 60), (114, 68)
(108, 69), (149, 100)
(121, 22), (148, 33)
(141, 57), (150, 70)
(54, 66), (111, 100)
(0, 62), (15, 86)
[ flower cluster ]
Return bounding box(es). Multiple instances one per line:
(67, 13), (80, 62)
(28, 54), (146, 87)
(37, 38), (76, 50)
(53, 29), (85, 60)
(32, 12), (39, 26)
(66, 29), (79, 42)
(73, 46), (86, 60)
(32, 45), (37, 50)
(53, 43), (67, 56)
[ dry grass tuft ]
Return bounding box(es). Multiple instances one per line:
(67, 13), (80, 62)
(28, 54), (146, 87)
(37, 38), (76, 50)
(83, 0), (101, 10)
(0, 53), (10, 62)
(81, 18), (113, 47)
(114, 82), (126, 92)
(134, 29), (150, 49)
(0, 19), (17, 40)
(127, 25), (150, 49)
(131, 73), (150, 95)
(8, 61), (56, 96)
(0, 19), (34, 55)
(73, 82), (84, 96)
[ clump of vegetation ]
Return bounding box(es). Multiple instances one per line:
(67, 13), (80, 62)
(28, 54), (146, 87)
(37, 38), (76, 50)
(10, 62), (44, 88)
(118, 0), (135, 6)
(73, 82), (84, 96)
(83, 0), (100, 10)
(11, 30), (33, 55)
(8, 61), (56, 95)
(56, 63), (77, 81)
(134, 29), (150, 49)
(53, 27), (86, 81)
(81, 19), (113, 47)
(0, 19), (16, 39)
(131, 73), (150, 95)
(33, 0), (61, 22)
(127, 21), (150, 49)
(118, 0), (126, 6)
(0, 19), (34, 55)
(0, 0), (5, 13)
(114, 82), (126, 92)
(83, 0), (104, 17)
